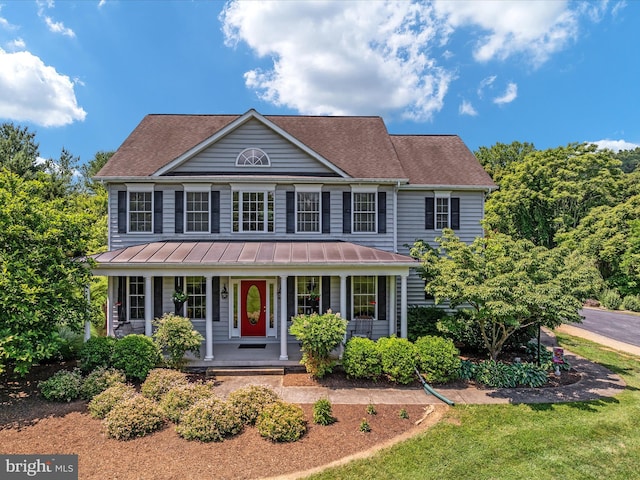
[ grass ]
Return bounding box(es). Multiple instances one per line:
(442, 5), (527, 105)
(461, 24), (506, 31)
(305, 333), (640, 480)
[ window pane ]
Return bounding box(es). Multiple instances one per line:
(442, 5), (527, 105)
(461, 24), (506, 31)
(352, 276), (376, 318)
(129, 192), (152, 232)
(353, 192), (376, 233)
(436, 197), (449, 229)
(186, 276), (206, 319)
(129, 276), (145, 320)
(186, 191), (209, 232)
(296, 276), (320, 315)
(297, 192), (320, 232)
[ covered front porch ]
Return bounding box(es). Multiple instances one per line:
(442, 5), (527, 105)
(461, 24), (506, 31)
(91, 241), (418, 364)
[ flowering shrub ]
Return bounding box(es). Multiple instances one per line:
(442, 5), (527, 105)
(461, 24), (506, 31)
(159, 382), (216, 424)
(87, 383), (136, 419)
(153, 313), (204, 369)
(80, 367), (126, 400)
(176, 397), (243, 442)
(256, 401), (307, 442)
(140, 368), (188, 401)
(227, 385), (280, 425)
(38, 369), (82, 402)
(103, 395), (165, 440)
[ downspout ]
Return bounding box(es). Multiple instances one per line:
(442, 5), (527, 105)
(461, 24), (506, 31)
(393, 181), (399, 253)
(415, 367), (455, 406)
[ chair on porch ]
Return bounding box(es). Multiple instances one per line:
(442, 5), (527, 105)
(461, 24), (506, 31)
(347, 316), (373, 339)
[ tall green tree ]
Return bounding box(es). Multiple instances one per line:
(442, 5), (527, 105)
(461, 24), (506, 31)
(484, 143), (623, 248)
(474, 141), (536, 183)
(412, 230), (601, 360)
(615, 147), (640, 173)
(0, 171), (94, 374)
(0, 123), (43, 179)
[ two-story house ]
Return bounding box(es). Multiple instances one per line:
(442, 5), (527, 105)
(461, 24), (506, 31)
(92, 109), (495, 365)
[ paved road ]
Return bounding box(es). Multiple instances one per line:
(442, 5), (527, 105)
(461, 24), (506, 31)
(573, 308), (640, 347)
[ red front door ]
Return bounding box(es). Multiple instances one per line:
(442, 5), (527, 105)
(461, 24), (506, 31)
(241, 280), (267, 337)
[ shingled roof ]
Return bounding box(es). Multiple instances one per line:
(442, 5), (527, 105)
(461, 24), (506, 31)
(96, 111), (495, 188)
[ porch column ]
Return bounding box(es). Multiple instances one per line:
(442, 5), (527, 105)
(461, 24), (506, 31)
(145, 276), (153, 336)
(400, 274), (408, 338)
(340, 275), (347, 319)
(279, 275), (288, 360)
(389, 275), (397, 336)
(205, 275), (214, 360)
(106, 276), (115, 337)
(84, 284), (91, 341)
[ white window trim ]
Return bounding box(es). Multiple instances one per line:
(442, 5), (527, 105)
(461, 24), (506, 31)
(128, 276), (145, 321)
(184, 185), (211, 234)
(232, 186), (275, 233)
(294, 185), (322, 234)
(126, 184), (154, 234)
(351, 187), (378, 234)
(351, 275), (377, 320)
(236, 148), (271, 167)
(434, 191), (451, 230)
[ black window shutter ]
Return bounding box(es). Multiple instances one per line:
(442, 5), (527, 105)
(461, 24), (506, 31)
(286, 191), (295, 234)
(377, 276), (387, 321)
(211, 191), (220, 234)
(342, 192), (351, 234)
(287, 277), (296, 321)
(346, 277), (351, 319)
(322, 191), (331, 234)
(117, 191), (127, 233)
(153, 191), (163, 234)
(117, 276), (127, 322)
(425, 197), (434, 230)
(378, 191), (387, 234)
(153, 277), (163, 319)
(212, 277), (220, 321)
(175, 191), (184, 234)
(321, 276), (331, 313)
(451, 197), (460, 230)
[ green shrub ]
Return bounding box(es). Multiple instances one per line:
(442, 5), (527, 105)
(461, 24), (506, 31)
(87, 383), (136, 419)
(511, 362), (549, 388)
(227, 385), (281, 425)
(289, 310), (348, 378)
(376, 336), (417, 384)
(458, 359), (476, 380)
(366, 403), (377, 415)
(140, 368), (188, 401)
(80, 367), (126, 400)
(111, 334), (160, 381)
(256, 401), (307, 442)
(152, 313), (204, 369)
(159, 382), (216, 424)
(78, 336), (117, 373)
(103, 395), (165, 440)
(53, 325), (85, 361)
(600, 289), (622, 310)
(414, 335), (461, 384)
(359, 418), (371, 433)
(342, 337), (382, 380)
(473, 360), (517, 388)
(399, 408), (409, 419)
(38, 369), (82, 402)
(312, 398), (336, 426)
(407, 306), (449, 342)
(621, 294), (640, 312)
(176, 397), (243, 442)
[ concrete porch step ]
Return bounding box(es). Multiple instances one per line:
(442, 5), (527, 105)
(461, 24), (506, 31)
(206, 366), (285, 377)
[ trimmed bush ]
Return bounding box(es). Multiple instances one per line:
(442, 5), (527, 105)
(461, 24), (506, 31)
(256, 401), (307, 442)
(159, 382), (216, 424)
(227, 385), (281, 425)
(342, 337), (382, 380)
(414, 335), (461, 384)
(111, 334), (160, 381)
(38, 369), (82, 402)
(377, 336), (417, 384)
(87, 383), (136, 419)
(153, 313), (204, 369)
(140, 368), (188, 401)
(103, 395), (165, 440)
(622, 294), (640, 312)
(289, 310), (348, 378)
(80, 367), (126, 400)
(600, 289), (622, 310)
(176, 397), (243, 442)
(312, 398), (336, 426)
(78, 336), (117, 373)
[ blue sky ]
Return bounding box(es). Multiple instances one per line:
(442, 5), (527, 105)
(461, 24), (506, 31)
(0, 0), (638, 166)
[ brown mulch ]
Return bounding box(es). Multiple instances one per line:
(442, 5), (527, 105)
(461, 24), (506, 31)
(0, 363), (444, 480)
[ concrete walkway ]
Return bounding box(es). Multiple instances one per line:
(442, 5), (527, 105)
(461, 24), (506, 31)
(212, 328), (630, 406)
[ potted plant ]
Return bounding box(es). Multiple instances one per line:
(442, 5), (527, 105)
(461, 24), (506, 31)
(172, 290), (187, 315)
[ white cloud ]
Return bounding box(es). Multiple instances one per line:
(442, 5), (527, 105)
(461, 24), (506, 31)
(592, 139), (640, 152)
(433, 0), (580, 67)
(98, 0), (108, 8)
(0, 48), (87, 127)
(220, 1), (453, 121)
(459, 100), (477, 116)
(44, 16), (75, 38)
(493, 82), (517, 105)
(6, 38), (26, 51)
(477, 75), (496, 98)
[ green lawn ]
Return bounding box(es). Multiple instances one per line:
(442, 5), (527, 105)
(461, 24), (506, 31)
(306, 334), (640, 480)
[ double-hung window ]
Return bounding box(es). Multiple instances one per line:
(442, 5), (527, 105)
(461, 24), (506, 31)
(436, 197), (449, 229)
(353, 191), (376, 233)
(129, 191), (152, 232)
(425, 193), (460, 230)
(128, 276), (145, 320)
(296, 186), (321, 233)
(185, 188), (209, 233)
(296, 276), (321, 315)
(186, 276), (206, 320)
(232, 185), (275, 233)
(352, 276), (376, 318)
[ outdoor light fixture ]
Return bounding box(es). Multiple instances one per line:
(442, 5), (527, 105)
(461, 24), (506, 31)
(221, 284), (228, 299)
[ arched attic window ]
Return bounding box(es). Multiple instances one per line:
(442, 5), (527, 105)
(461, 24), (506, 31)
(236, 148), (270, 166)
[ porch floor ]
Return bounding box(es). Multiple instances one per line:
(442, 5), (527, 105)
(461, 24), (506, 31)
(186, 342), (304, 369)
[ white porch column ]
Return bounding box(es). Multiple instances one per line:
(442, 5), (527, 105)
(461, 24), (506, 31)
(84, 284), (91, 341)
(145, 276), (153, 336)
(279, 275), (288, 360)
(106, 276), (114, 337)
(389, 275), (397, 336)
(340, 275), (347, 319)
(400, 274), (408, 338)
(205, 275), (214, 361)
